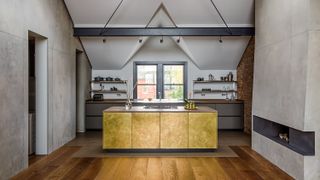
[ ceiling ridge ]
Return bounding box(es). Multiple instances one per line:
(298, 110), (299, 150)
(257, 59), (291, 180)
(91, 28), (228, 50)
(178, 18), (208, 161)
(121, 3), (182, 67)
(145, 2), (177, 28)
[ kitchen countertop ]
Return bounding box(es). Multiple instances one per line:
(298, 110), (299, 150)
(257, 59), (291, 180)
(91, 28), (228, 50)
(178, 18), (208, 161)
(104, 106), (217, 113)
(87, 99), (243, 104)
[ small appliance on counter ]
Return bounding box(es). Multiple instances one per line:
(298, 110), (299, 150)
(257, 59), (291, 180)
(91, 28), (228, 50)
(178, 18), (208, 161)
(94, 76), (104, 81)
(110, 87), (118, 91)
(197, 77), (204, 81)
(93, 94), (103, 101)
(105, 77), (114, 81)
(201, 88), (211, 92)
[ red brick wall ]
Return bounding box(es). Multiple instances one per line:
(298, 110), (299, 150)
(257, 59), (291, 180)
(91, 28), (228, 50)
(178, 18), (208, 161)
(237, 37), (255, 134)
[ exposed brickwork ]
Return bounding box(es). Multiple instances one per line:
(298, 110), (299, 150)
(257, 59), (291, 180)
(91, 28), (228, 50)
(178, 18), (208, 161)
(237, 37), (255, 134)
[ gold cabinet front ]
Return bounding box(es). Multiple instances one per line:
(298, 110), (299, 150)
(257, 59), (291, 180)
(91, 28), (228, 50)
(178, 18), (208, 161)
(103, 112), (132, 149)
(132, 113), (160, 148)
(189, 113), (218, 148)
(160, 113), (189, 148)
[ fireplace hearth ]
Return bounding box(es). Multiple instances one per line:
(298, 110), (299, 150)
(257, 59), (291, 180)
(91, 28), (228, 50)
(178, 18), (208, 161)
(253, 116), (315, 156)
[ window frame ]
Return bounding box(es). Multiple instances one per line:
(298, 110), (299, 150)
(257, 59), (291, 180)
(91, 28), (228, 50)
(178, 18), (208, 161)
(133, 61), (188, 100)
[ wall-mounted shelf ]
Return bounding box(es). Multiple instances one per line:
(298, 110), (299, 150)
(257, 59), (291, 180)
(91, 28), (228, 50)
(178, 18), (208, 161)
(193, 80), (237, 84)
(91, 80), (127, 84)
(90, 79), (128, 100)
(90, 90), (127, 94)
(193, 90), (237, 94)
(192, 78), (237, 99)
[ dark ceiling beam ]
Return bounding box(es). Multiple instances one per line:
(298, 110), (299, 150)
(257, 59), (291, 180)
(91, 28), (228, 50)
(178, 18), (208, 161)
(74, 27), (255, 37)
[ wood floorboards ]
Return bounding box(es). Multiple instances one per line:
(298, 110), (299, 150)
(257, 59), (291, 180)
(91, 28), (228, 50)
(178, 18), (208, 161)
(12, 145), (293, 180)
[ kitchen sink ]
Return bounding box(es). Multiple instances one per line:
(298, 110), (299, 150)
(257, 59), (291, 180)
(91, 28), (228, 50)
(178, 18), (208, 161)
(144, 105), (178, 109)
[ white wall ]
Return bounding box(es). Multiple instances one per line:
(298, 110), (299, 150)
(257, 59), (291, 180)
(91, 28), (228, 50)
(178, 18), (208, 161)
(34, 36), (48, 155)
(92, 36), (237, 100)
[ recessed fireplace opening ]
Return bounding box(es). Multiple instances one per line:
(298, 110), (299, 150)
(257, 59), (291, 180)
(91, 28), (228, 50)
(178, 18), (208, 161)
(253, 116), (315, 156)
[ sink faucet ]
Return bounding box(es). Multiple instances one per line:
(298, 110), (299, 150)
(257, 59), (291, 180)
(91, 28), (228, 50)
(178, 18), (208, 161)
(158, 91), (162, 101)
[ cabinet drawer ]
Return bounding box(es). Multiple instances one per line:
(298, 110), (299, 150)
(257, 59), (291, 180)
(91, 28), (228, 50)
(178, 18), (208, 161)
(86, 117), (102, 130)
(86, 103), (124, 116)
(215, 104), (243, 116)
(218, 117), (243, 130)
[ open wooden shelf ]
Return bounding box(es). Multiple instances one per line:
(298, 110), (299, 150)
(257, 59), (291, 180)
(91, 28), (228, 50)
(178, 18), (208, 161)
(90, 90), (127, 94)
(91, 80), (127, 84)
(193, 90), (237, 94)
(193, 80), (237, 84)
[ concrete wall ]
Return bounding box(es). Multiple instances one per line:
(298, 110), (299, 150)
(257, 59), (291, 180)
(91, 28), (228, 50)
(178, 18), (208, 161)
(0, 0), (89, 178)
(253, 0), (320, 179)
(76, 52), (92, 132)
(92, 36), (238, 100)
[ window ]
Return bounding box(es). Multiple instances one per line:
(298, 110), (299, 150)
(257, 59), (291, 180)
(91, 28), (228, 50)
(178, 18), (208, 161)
(134, 62), (187, 100)
(136, 65), (157, 99)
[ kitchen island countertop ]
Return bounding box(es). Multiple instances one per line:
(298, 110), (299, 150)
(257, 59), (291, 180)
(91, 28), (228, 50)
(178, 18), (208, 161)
(103, 106), (217, 113)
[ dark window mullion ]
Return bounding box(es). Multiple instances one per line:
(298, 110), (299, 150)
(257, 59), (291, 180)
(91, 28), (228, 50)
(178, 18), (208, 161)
(157, 64), (163, 99)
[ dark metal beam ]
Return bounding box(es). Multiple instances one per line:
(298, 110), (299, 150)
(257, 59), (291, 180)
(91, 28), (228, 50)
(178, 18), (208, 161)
(74, 27), (255, 37)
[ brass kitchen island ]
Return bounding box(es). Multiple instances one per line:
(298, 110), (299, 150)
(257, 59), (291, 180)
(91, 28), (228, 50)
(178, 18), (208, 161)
(103, 106), (218, 152)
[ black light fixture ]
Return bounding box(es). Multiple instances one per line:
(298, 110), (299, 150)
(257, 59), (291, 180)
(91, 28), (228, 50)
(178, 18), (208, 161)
(102, 38), (107, 43)
(177, 36), (181, 43)
(160, 36), (164, 43)
(138, 37), (143, 43)
(219, 36), (223, 43)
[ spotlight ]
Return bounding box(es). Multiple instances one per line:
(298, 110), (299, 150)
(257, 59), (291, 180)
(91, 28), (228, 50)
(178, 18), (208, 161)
(139, 38), (143, 43)
(160, 36), (164, 43)
(177, 36), (181, 43)
(102, 38), (106, 43)
(219, 36), (223, 43)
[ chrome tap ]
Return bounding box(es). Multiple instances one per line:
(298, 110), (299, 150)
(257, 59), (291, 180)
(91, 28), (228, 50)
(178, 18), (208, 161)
(158, 91), (162, 101)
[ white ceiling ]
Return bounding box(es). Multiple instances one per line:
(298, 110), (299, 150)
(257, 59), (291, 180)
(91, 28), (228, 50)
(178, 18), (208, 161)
(64, 0), (254, 70)
(65, 0), (254, 27)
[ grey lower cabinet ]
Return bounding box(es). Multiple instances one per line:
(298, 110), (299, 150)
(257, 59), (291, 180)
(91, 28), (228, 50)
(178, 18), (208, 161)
(86, 103), (125, 130)
(86, 101), (244, 130)
(200, 103), (244, 130)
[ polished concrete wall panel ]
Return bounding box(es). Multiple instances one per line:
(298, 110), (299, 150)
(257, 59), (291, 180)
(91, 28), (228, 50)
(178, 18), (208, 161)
(0, 32), (28, 179)
(0, 0), (90, 178)
(253, 0), (320, 179)
(310, 0), (320, 31)
(76, 52), (92, 132)
(253, 36), (307, 130)
(304, 30), (320, 179)
(252, 132), (304, 180)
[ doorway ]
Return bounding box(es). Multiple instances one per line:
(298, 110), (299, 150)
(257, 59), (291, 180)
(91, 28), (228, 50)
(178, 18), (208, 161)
(28, 31), (49, 157)
(28, 37), (36, 156)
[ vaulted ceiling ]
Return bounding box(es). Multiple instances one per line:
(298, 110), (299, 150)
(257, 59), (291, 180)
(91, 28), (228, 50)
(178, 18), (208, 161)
(64, 0), (254, 70)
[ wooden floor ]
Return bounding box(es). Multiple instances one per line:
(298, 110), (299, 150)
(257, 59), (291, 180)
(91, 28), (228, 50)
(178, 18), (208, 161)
(12, 132), (293, 180)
